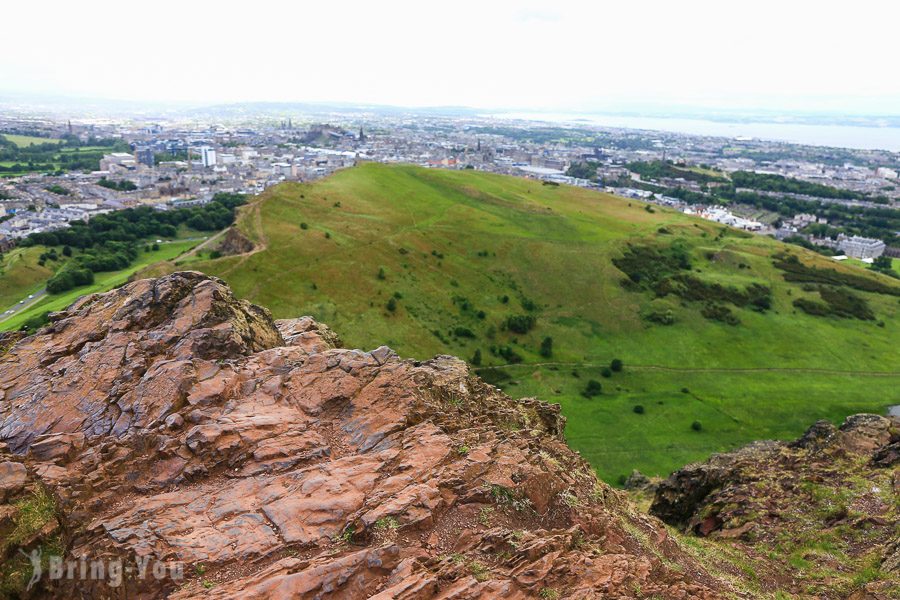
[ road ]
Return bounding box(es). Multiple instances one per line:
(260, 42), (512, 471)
(0, 288), (48, 324)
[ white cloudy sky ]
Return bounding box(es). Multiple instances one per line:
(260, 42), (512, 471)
(2, 0), (898, 114)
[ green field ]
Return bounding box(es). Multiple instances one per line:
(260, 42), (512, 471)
(0, 240), (201, 331)
(110, 164), (900, 481)
(1, 134), (61, 147)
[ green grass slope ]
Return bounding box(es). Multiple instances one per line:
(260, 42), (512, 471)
(146, 163), (900, 482)
(0, 239), (202, 331)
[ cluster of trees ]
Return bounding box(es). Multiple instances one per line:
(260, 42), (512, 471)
(730, 171), (869, 201)
(44, 184), (70, 196)
(21, 193), (246, 294)
(505, 314), (536, 334)
(870, 256), (898, 279)
(97, 178), (137, 192)
(46, 265), (94, 294)
(627, 160), (727, 184)
(659, 177), (899, 246)
(565, 162), (598, 180)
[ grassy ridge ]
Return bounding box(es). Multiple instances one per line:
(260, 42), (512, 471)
(135, 164), (900, 480)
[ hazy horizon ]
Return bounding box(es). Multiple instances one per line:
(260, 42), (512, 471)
(3, 0), (900, 117)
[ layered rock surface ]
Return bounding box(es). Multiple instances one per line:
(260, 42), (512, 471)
(0, 272), (738, 598)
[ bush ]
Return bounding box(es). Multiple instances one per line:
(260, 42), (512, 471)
(691, 421), (703, 431)
(471, 349), (482, 366)
(495, 346), (522, 364)
(20, 311), (51, 334)
(613, 243), (692, 289)
(601, 367), (612, 378)
(506, 315), (536, 334)
(540, 336), (553, 358)
(454, 326), (476, 338)
(644, 308), (675, 325)
(300, 222), (309, 230)
(477, 367), (510, 385)
(610, 359), (623, 372)
(377, 267), (386, 280)
(701, 303), (740, 325)
(581, 379), (602, 398)
(386, 297), (397, 312)
(633, 405), (645, 414)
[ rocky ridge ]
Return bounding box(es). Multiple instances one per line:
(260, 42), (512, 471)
(0, 272), (738, 599)
(651, 414), (899, 598)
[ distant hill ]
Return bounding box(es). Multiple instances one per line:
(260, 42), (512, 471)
(146, 163), (900, 482)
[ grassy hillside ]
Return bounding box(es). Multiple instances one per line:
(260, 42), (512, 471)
(140, 164), (900, 481)
(0, 247), (56, 309)
(0, 239), (203, 331)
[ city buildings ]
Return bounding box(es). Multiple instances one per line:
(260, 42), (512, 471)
(837, 234), (886, 259)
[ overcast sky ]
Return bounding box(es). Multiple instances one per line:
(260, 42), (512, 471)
(2, 0), (898, 114)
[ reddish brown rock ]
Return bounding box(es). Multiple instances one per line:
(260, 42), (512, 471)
(0, 272), (739, 598)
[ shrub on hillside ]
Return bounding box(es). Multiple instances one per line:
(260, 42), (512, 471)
(581, 379), (602, 398)
(792, 286), (874, 320)
(540, 337), (553, 358)
(505, 315), (536, 334)
(701, 303), (740, 325)
(491, 345), (522, 364)
(471, 349), (482, 366)
(774, 254), (900, 297)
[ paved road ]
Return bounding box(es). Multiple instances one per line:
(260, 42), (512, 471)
(0, 288), (48, 323)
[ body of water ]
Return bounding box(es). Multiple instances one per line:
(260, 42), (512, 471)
(494, 112), (900, 153)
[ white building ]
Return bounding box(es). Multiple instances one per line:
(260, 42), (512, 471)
(99, 152), (136, 172)
(875, 167), (898, 180)
(700, 206), (763, 231)
(837, 234), (886, 259)
(200, 147), (217, 168)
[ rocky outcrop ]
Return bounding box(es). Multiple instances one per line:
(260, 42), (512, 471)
(651, 414), (900, 597)
(0, 272), (738, 599)
(216, 226), (255, 256)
